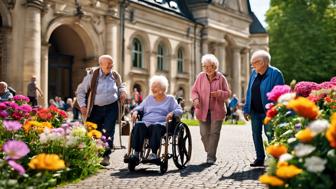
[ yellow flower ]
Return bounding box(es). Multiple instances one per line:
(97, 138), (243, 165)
(266, 144), (288, 158)
(276, 165), (303, 179)
(287, 97), (319, 120)
(326, 113), (336, 148)
(85, 121), (97, 131)
(296, 128), (314, 143)
(277, 161), (289, 168)
(259, 174), (284, 186)
(87, 130), (102, 139)
(28, 153), (65, 171)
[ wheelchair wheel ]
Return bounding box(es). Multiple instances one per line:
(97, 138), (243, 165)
(160, 159), (168, 174)
(128, 160), (136, 172)
(172, 122), (192, 169)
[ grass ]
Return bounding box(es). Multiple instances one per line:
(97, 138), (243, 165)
(181, 119), (246, 126)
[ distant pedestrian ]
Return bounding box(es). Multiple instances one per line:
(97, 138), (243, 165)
(27, 76), (43, 106)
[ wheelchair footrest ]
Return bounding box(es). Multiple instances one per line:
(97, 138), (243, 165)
(141, 159), (161, 165)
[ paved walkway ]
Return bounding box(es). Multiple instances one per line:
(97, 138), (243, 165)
(59, 124), (267, 189)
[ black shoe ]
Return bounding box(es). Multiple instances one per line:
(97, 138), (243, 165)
(250, 160), (264, 167)
(100, 156), (110, 166)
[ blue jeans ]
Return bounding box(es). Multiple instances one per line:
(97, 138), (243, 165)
(251, 111), (273, 161)
(87, 101), (118, 157)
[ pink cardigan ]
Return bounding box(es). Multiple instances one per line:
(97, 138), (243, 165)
(191, 72), (231, 122)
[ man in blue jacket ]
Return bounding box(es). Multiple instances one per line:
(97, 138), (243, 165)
(243, 50), (284, 167)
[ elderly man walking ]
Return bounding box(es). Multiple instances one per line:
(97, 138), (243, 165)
(76, 55), (127, 166)
(243, 50), (284, 167)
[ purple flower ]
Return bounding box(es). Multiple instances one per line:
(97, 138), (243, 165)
(294, 81), (319, 97)
(3, 120), (22, 132)
(19, 104), (32, 113)
(3, 140), (30, 160)
(8, 160), (26, 175)
(267, 85), (291, 102)
(0, 110), (9, 118)
(52, 127), (65, 135)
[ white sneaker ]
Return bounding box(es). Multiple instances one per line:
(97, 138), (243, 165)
(206, 159), (215, 164)
(148, 153), (158, 160)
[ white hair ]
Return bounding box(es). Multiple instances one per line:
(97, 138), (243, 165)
(149, 75), (169, 93)
(251, 50), (271, 65)
(201, 54), (219, 71)
(98, 55), (114, 64)
(0, 81), (8, 88)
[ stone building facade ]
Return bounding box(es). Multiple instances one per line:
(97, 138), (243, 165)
(0, 0), (268, 107)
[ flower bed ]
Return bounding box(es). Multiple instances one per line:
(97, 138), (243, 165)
(0, 96), (106, 188)
(259, 77), (336, 188)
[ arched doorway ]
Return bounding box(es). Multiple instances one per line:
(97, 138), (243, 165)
(48, 25), (86, 101)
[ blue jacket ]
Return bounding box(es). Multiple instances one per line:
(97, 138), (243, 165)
(243, 66), (284, 114)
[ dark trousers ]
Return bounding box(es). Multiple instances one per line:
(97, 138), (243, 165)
(251, 111), (273, 161)
(131, 123), (165, 153)
(28, 96), (38, 107)
(87, 101), (118, 157)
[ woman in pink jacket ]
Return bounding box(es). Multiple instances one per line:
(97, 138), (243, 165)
(191, 54), (231, 164)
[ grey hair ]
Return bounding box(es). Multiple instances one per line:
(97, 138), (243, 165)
(251, 50), (271, 65)
(99, 55), (114, 64)
(149, 75), (169, 93)
(0, 81), (8, 88)
(201, 54), (219, 71)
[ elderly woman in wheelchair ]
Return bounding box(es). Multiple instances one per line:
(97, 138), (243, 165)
(124, 75), (192, 173)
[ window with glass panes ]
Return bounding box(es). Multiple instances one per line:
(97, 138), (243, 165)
(157, 44), (164, 71)
(132, 38), (143, 68)
(177, 48), (184, 73)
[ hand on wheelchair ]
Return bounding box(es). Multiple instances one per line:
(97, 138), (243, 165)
(131, 111), (138, 122)
(166, 112), (174, 122)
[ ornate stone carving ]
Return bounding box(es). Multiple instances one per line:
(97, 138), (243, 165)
(4, 0), (16, 9)
(25, 0), (45, 10)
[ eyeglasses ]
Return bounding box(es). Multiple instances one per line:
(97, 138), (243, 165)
(202, 65), (214, 69)
(251, 59), (263, 65)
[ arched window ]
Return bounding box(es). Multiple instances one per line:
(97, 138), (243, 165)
(132, 38), (143, 68)
(177, 48), (184, 73)
(157, 44), (164, 71)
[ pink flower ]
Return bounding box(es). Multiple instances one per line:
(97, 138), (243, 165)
(19, 104), (32, 113)
(0, 102), (7, 110)
(0, 110), (8, 118)
(318, 81), (336, 89)
(294, 81), (319, 97)
(3, 120), (22, 132)
(3, 140), (30, 160)
(330, 76), (336, 82)
(8, 160), (26, 175)
(267, 85), (291, 102)
(13, 95), (30, 103)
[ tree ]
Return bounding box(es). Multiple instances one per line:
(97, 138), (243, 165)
(266, 0), (336, 83)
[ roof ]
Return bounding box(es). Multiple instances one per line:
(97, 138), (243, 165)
(246, 0), (267, 34)
(132, 0), (194, 21)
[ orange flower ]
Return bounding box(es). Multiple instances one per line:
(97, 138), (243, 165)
(296, 128), (314, 143)
(266, 144), (288, 158)
(85, 121), (98, 131)
(264, 117), (272, 125)
(259, 174), (284, 186)
(326, 113), (336, 148)
(277, 161), (289, 168)
(28, 153), (65, 171)
(287, 97), (319, 120)
(276, 165), (303, 179)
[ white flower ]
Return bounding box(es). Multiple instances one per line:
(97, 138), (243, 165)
(327, 149), (336, 158)
(294, 144), (316, 157)
(281, 130), (293, 137)
(279, 153), (293, 162)
(308, 119), (329, 135)
(288, 137), (297, 144)
(304, 156), (327, 173)
(277, 93), (296, 104)
(71, 126), (86, 137)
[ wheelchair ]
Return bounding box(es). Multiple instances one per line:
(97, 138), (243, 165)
(123, 112), (192, 174)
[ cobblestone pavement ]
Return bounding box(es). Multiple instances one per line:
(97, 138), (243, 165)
(59, 124), (267, 189)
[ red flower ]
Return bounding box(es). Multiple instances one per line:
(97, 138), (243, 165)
(37, 109), (52, 120)
(266, 107), (278, 118)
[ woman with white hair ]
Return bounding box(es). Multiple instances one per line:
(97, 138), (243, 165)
(191, 54), (231, 164)
(130, 75), (183, 161)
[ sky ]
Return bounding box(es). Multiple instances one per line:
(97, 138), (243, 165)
(249, 0), (270, 27)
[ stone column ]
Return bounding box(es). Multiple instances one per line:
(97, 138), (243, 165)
(216, 41), (227, 74)
(232, 47), (242, 100)
(40, 43), (49, 107)
(22, 0), (44, 95)
(199, 40), (208, 74)
(240, 48), (249, 100)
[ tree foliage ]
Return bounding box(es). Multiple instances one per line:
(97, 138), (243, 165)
(266, 0), (336, 83)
